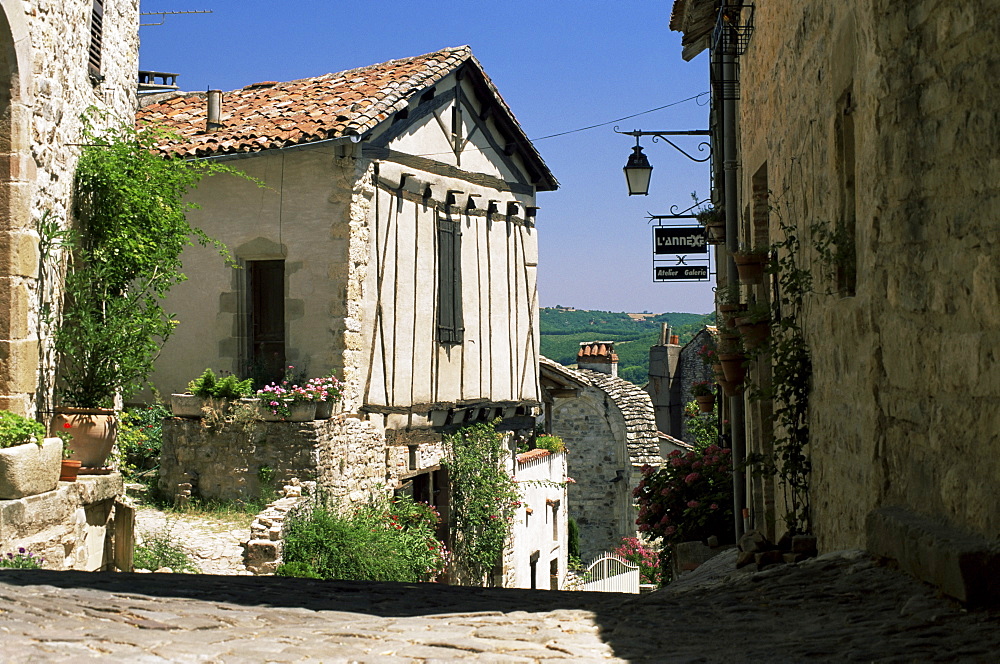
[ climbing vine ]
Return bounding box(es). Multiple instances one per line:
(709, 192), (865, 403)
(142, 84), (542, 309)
(746, 209), (813, 536)
(443, 419), (520, 584)
(55, 114), (246, 408)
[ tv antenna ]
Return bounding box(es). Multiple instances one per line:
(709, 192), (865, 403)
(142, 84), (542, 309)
(140, 10), (213, 27)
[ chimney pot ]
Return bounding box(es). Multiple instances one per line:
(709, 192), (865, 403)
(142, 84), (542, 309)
(206, 89), (223, 132)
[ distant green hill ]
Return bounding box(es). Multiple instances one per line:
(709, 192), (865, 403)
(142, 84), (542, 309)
(539, 308), (715, 385)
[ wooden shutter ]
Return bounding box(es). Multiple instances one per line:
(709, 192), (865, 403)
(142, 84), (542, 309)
(88, 0), (104, 77)
(248, 260), (286, 384)
(437, 216), (463, 344)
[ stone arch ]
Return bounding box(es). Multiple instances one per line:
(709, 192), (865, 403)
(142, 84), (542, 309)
(0, 0), (35, 416)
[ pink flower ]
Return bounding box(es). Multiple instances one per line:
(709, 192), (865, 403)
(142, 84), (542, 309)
(638, 524), (651, 532)
(684, 472), (701, 484)
(687, 500), (700, 508)
(692, 461), (703, 469)
(710, 503), (719, 510)
(664, 525), (676, 536)
(670, 458), (685, 467)
(660, 488), (671, 496)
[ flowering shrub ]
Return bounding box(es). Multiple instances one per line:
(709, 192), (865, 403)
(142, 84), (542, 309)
(444, 420), (521, 584)
(612, 537), (660, 585)
(0, 547), (44, 569)
(278, 495), (446, 582)
(696, 341), (718, 367)
(634, 444), (734, 546)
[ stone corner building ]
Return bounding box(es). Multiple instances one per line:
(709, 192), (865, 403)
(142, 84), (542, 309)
(539, 345), (661, 562)
(143, 47), (560, 585)
(0, 0), (138, 417)
(671, 0), (1000, 603)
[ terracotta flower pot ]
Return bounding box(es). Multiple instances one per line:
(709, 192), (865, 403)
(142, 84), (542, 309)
(695, 394), (716, 413)
(60, 459), (82, 482)
(733, 253), (767, 285)
(736, 318), (770, 350)
(50, 408), (117, 471)
(718, 378), (743, 397)
(719, 352), (747, 384)
(706, 222), (726, 244)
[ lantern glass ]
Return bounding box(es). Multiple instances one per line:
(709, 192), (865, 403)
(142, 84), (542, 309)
(623, 144), (652, 196)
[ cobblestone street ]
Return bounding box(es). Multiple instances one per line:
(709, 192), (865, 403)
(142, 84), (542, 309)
(1, 549), (998, 662)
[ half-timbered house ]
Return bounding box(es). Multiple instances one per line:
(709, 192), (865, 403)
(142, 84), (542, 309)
(138, 47), (556, 518)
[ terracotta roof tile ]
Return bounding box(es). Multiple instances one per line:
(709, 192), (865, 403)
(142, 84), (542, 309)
(137, 46), (474, 158)
(517, 449), (552, 464)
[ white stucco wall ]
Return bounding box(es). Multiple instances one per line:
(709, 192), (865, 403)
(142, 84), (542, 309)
(507, 450), (567, 590)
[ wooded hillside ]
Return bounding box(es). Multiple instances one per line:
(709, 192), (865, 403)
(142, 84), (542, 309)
(539, 308), (714, 385)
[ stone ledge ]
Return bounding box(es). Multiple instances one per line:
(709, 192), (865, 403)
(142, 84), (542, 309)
(866, 505), (1000, 605)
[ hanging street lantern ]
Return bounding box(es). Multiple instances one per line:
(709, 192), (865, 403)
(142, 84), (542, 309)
(624, 140), (653, 196)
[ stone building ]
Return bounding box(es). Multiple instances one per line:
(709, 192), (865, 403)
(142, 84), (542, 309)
(0, 0), (139, 417)
(645, 326), (717, 442)
(539, 347), (661, 562)
(670, 0), (1000, 602)
(139, 47), (557, 583)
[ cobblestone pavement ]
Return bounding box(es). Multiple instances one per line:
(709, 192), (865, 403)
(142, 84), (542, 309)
(134, 504), (250, 576)
(1, 549), (998, 663)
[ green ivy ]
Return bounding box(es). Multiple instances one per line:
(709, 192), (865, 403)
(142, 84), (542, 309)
(55, 115), (247, 408)
(745, 210), (813, 536)
(443, 420), (520, 584)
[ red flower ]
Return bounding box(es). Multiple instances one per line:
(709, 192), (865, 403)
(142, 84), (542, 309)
(63, 422), (72, 429)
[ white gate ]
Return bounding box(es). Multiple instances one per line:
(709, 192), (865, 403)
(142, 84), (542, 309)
(582, 552), (639, 593)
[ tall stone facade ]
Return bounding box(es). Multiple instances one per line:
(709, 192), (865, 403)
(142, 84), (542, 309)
(645, 327), (717, 443)
(540, 351), (661, 562)
(671, 0), (1000, 597)
(0, 0), (139, 417)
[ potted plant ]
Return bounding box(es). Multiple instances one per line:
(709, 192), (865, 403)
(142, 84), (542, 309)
(691, 381), (716, 413)
(0, 411), (62, 499)
(715, 284), (745, 327)
(696, 205), (726, 244)
(304, 373), (343, 419)
(735, 300), (771, 350)
(172, 369), (254, 417)
(732, 245), (770, 284)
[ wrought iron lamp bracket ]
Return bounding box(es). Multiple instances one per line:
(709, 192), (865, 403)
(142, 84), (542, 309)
(614, 127), (712, 163)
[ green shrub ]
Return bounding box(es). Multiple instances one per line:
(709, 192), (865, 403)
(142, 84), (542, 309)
(212, 374), (254, 399)
(134, 524), (199, 573)
(278, 495), (445, 583)
(534, 435), (565, 454)
(0, 410), (46, 449)
(115, 404), (170, 481)
(187, 368), (218, 397)
(568, 517), (580, 562)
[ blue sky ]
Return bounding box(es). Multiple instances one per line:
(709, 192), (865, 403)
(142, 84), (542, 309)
(139, 0), (714, 315)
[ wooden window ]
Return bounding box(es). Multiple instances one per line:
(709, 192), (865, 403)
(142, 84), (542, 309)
(436, 216), (463, 344)
(88, 0), (104, 79)
(247, 260), (285, 385)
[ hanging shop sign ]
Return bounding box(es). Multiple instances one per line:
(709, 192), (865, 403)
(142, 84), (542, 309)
(654, 265), (710, 282)
(653, 226), (708, 255)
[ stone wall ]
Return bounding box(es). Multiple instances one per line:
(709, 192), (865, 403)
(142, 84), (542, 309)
(0, 0), (138, 416)
(734, 0), (1000, 549)
(159, 415), (390, 505)
(0, 474), (123, 570)
(678, 329), (716, 444)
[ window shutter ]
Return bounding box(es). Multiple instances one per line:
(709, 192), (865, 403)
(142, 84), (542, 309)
(437, 216), (463, 344)
(89, 0), (104, 77)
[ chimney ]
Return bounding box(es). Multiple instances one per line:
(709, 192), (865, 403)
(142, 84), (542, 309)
(206, 89), (223, 132)
(577, 341), (618, 377)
